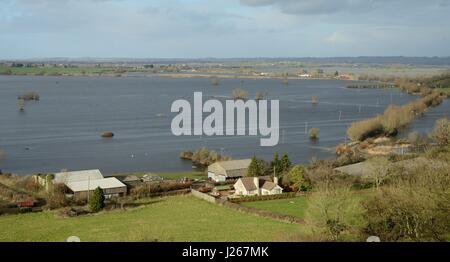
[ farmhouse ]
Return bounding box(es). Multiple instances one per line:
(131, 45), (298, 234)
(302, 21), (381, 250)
(66, 177), (127, 200)
(207, 159), (251, 182)
(234, 176), (283, 196)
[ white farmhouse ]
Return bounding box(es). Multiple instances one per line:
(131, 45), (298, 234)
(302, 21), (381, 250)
(234, 176), (283, 196)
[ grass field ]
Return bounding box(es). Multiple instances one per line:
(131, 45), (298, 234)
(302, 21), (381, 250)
(241, 197), (309, 218)
(0, 195), (306, 242)
(240, 190), (374, 219)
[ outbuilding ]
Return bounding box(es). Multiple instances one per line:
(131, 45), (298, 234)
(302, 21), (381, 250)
(207, 159), (251, 182)
(66, 177), (127, 200)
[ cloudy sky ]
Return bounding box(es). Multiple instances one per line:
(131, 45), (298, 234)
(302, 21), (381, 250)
(1, 0), (449, 59)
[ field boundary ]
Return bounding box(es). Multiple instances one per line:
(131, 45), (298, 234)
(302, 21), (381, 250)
(190, 189), (304, 224)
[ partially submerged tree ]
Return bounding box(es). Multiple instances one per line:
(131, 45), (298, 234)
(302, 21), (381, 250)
(232, 88), (248, 100)
(255, 91), (265, 100)
(17, 98), (25, 111)
(309, 128), (320, 140)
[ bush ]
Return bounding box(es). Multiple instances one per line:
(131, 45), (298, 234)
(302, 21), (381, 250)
(179, 151), (193, 160)
(232, 88), (248, 100)
(130, 181), (192, 198)
(88, 187), (105, 212)
(46, 184), (70, 209)
(347, 93), (444, 141)
(347, 116), (384, 141)
(18, 91), (40, 101)
(188, 147), (231, 167)
(281, 165), (311, 192)
(430, 117), (450, 147)
(230, 192), (298, 203)
(255, 91), (265, 100)
(363, 163), (450, 241)
(309, 128), (320, 140)
(305, 182), (365, 241)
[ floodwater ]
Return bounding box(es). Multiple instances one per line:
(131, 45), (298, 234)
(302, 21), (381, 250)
(0, 76), (448, 175)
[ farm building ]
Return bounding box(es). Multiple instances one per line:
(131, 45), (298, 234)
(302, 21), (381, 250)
(53, 169), (104, 184)
(207, 159), (251, 182)
(234, 176), (283, 196)
(66, 177), (127, 200)
(115, 175), (142, 187)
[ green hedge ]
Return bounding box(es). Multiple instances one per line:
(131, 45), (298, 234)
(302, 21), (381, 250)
(229, 192), (300, 203)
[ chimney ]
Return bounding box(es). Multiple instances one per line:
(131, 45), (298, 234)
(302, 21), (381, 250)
(274, 176), (279, 185)
(253, 177), (259, 189)
(253, 177), (261, 195)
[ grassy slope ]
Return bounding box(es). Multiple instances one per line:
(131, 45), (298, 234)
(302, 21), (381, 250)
(241, 197), (309, 218)
(241, 190), (374, 219)
(0, 195), (305, 242)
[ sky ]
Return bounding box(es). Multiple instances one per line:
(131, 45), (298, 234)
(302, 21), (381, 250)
(1, 0), (450, 59)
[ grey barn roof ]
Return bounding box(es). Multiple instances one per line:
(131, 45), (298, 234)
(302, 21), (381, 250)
(53, 169), (104, 184)
(208, 159), (252, 178)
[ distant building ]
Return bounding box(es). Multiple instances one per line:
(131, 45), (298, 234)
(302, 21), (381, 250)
(337, 74), (355, 80)
(207, 159), (252, 182)
(115, 175), (142, 188)
(299, 73), (311, 78)
(66, 177), (127, 200)
(233, 176), (283, 196)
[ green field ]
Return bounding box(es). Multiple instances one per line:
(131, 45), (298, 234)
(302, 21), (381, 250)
(0, 195), (306, 242)
(241, 197), (309, 218)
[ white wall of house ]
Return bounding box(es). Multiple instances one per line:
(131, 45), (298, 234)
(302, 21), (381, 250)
(208, 172), (226, 182)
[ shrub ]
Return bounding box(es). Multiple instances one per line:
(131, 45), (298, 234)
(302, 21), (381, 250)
(179, 151), (193, 160)
(347, 116), (384, 141)
(88, 187), (105, 212)
(130, 181), (192, 198)
(255, 91), (265, 100)
(347, 93), (444, 141)
(430, 117), (450, 147)
(18, 91), (40, 101)
(211, 77), (220, 86)
(281, 165), (311, 192)
(305, 182), (365, 241)
(188, 147), (231, 166)
(232, 88), (248, 100)
(46, 184), (70, 209)
(309, 128), (320, 140)
(363, 163), (450, 241)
